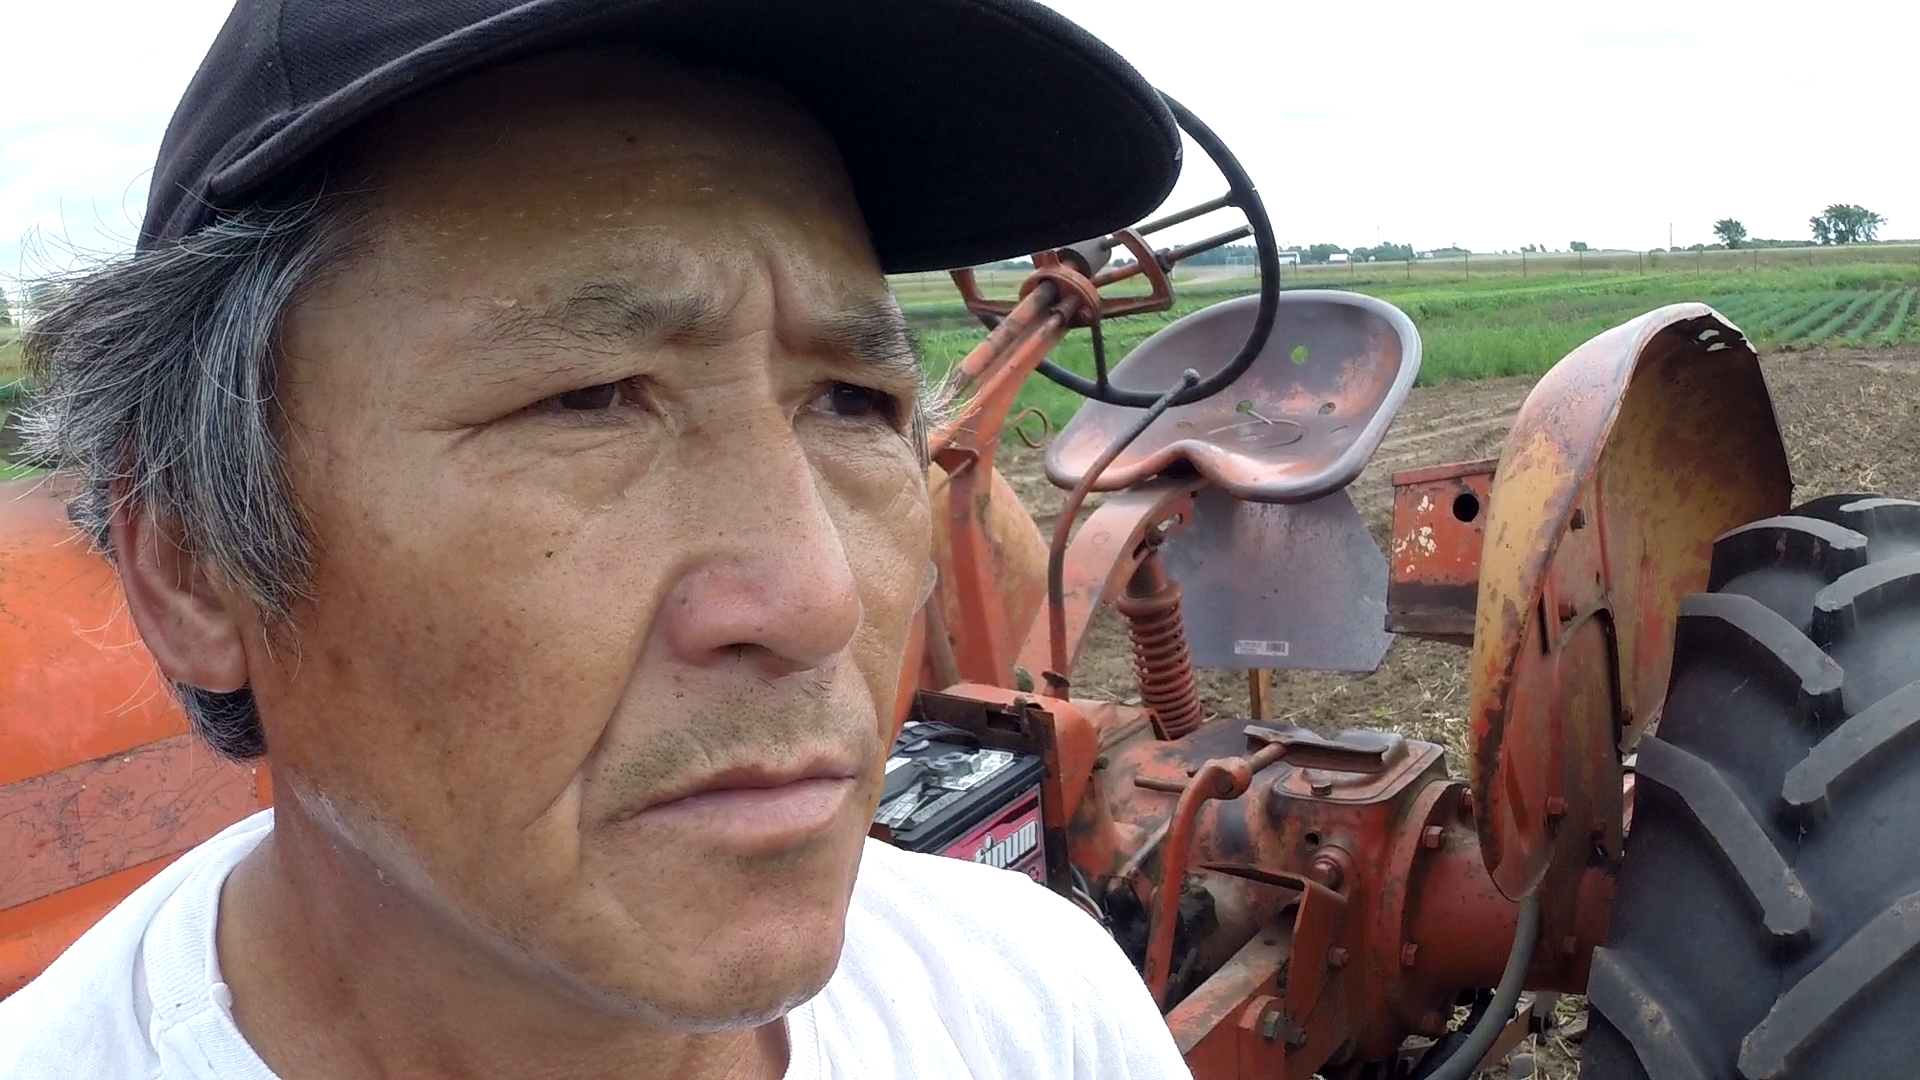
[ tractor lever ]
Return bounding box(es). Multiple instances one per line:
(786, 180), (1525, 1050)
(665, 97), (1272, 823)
(1242, 725), (1390, 775)
(1196, 862), (1309, 892)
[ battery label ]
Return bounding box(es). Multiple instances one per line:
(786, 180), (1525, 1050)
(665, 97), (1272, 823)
(941, 793), (1045, 884)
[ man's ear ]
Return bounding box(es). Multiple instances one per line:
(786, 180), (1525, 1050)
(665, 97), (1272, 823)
(111, 502), (251, 694)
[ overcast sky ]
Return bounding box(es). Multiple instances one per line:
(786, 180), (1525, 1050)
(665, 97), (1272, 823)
(4, 0), (1915, 287)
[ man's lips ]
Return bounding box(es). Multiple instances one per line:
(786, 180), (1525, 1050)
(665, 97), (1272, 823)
(612, 759), (863, 854)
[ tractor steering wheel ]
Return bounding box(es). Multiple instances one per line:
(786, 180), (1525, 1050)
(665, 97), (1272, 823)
(1032, 93), (1281, 410)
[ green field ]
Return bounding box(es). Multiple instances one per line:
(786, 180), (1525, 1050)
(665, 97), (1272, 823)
(905, 258), (1920, 435)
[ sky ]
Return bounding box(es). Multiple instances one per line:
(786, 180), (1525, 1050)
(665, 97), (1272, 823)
(4, 0), (1917, 289)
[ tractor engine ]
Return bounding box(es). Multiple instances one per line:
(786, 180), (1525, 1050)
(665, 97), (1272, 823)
(882, 675), (1603, 1077)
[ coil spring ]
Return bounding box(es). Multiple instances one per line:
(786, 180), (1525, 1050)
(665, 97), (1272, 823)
(1116, 557), (1204, 740)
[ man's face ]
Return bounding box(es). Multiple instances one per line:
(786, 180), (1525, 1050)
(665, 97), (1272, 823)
(258, 50), (931, 1026)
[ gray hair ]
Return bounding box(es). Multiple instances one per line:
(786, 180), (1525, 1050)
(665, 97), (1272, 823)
(19, 186), (361, 760)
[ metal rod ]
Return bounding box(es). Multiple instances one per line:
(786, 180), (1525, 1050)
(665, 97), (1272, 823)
(1121, 192), (1236, 243)
(1046, 369), (1200, 686)
(1092, 224), (1255, 289)
(1117, 820), (1172, 884)
(1090, 318), (1109, 394)
(1161, 224), (1254, 266)
(944, 280), (1058, 395)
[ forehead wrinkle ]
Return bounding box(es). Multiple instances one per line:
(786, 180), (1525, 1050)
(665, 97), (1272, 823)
(467, 280), (726, 357)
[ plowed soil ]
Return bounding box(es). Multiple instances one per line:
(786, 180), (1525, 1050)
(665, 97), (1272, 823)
(998, 345), (1920, 1078)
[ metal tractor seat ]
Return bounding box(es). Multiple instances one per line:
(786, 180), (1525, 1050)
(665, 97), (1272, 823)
(1046, 291), (1421, 503)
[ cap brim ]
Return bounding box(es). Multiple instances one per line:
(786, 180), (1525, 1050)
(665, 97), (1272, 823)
(191, 0), (1182, 274)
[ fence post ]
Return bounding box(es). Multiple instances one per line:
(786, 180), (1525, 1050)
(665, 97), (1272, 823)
(1465, 252), (1470, 281)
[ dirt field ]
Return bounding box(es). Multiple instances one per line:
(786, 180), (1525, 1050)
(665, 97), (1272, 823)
(998, 344), (1920, 1078)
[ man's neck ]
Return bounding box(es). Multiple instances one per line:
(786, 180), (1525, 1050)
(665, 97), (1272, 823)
(215, 808), (788, 1080)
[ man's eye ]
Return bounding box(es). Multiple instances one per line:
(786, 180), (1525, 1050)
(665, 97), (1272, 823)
(817, 383), (896, 421)
(552, 383), (621, 410)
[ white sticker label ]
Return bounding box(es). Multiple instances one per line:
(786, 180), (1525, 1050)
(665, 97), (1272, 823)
(1234, 639), (1291, 658)
(884, 756), (910, 773)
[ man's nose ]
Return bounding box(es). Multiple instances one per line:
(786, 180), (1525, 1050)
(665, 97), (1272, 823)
(656, 440), (863, 678)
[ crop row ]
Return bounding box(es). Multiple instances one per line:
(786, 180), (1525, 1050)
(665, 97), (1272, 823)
(1711, 288), (1919, 348)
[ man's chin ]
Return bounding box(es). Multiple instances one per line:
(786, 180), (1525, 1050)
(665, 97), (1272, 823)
(574, 911), (851, 1032)
(549, 831), (865, 1027)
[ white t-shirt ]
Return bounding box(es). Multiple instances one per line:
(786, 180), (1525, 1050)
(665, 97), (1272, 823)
(0, 811), (1191, 1079)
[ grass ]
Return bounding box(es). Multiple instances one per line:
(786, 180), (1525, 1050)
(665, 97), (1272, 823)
(0, 326), (23, 398)
(904, 261), (1920, 435)
(0, 327), (37, 478)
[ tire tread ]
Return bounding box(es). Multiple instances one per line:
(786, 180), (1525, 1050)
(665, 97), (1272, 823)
(1583, 495), (1920, 1080)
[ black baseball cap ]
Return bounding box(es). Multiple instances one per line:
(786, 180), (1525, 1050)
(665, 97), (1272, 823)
(141, 0), (1183, 274)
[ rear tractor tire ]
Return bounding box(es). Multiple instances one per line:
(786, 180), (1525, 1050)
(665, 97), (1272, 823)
(1582, 495), (1920, 1080)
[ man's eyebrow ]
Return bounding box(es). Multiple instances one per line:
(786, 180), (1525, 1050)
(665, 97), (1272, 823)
(464, 282), (921, 388)
(467, 281), (726, 353)
(801, 302), (923, 387)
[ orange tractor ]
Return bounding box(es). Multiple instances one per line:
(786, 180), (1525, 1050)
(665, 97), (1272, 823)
(7, 99), (1919, 1079)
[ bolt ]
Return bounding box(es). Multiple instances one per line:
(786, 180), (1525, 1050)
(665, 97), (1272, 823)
(1562, 934), (1580, 956)
(1570, 509), (1587, 530)
(1327, 946), (1350, 968)
(1458, 789), (1476, 818)
(1557, 598), (1578, 621)
(1310, 853), (1345, 891)
(1311, 780), (1334, 797)
(1546, 795), (1569, 820)
(1259, 1007), (1282, 1041)
(1401, 942), (1420, 967)
(1421, 825), (1445, 850)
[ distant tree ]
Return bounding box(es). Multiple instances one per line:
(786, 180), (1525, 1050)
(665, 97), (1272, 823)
(1354, 241), (1414, 262)
(1810, 204), (1885, 245)
(1305, 243), (1349, 264)
(0, 287), (11, 327)
(1570, 241), (1590, 252)
(1713, 219), (1748, 248)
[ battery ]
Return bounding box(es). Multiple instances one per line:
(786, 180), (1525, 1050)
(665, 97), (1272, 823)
(874, 725), (1047, 885)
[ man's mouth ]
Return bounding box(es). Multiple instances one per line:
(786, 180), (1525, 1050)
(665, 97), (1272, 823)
(613, 759), (863, 854)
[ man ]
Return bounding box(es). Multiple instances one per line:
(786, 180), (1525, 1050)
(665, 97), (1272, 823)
(0, 1), (1191, 1077)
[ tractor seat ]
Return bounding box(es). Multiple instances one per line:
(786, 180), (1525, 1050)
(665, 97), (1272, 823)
(1046, 292), (1421, 504)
